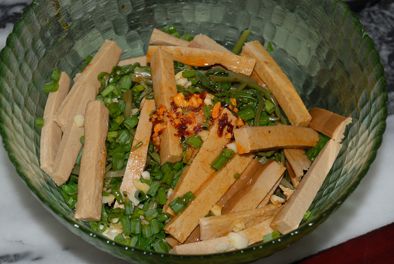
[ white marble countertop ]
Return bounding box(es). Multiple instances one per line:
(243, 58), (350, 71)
(0, 2), (394, 263)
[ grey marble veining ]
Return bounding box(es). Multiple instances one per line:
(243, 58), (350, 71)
(359, 0), (394, 114)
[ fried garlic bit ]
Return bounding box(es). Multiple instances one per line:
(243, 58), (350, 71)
(173, 92), (203, 109)
(212, 102), (222, 119)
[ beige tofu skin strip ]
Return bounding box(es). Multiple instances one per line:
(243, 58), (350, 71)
(271, 139), (342, 234)
(118, 56), (147, 66)
(241, 41), (311, 126)
(147, 46), (256, 76)
(217, 159), (264, 208)
(51, 120), (84, 186)
(40, 72), (71, 175)
(234, 125), (319, 154)
(120, 99), (155, 199)
(165, 155), (253, 243)
(199, 204), (280, 240)
(75, 101), (109, 221)
(173, 217), (274, 255)
(149, 28), (190, 47)
(51, 83), (97, 185)
(284, 149), (311, 186)
(56, 40), (121, 130)
(165, 109), (237, 213)
(223, 161), (286, 213)
(150, 48), (182, 163)
(309, 107), (352, 142)
(188, 34), (231, 53)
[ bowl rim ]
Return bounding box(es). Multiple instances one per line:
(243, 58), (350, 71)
(0, 0), (388, 261)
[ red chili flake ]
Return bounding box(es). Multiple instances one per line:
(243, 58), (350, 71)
(194, 124), (202, 134)
(218, 113), (230, 137)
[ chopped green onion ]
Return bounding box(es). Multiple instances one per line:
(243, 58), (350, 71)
(51, 68), (61, 82)
(181, 33), (194, 41)
(80, 55), (93, 71)
(114, 234), (131, 246)
(266, 41), (275, 53)
(169, 197), (186, 214)
(182, 69), (196, 78)
(157, 213), (169, 223)
(132, 84), (145, 93)
(263, 230), (281, 243)
(124, 116), (139, 130)
(61, 182), (78, 196)
(303, 210), (312, 221)
(43, 81), (59, 93)
(142, 223), (153, 238)
(258, 112), (270, 126)
(120, 215), (131, 235)
(130, 219), (141, 234)
(232, 29), (251, 54)
(156, 188), (167, 205)
(130, 236), (138, 247)
(183, 191), (194, 204)
(147, 181), (161, 197)
(119, 75), (132, 91)
(169, 191), (195, 214)
(101, 84), (115, 97)
(144, 208), (159, 220)
(114, 115), (124, 125)
(35, 117), (44, 128)
(211, 148), (235, 171)
(162, 25), (178, 35)
(265, 100), (275, 114)
(117, 130), (130, 144)
(203, 105), (212, 120)
(150, 219), (161, 234)
(107, 131), (119, 141)
(112, 189), (124, 204)
(124, 200), (133, 215)
(185, 135), (203, 149)
(152, 239), (170, 253)
(98, 72), (109, 88)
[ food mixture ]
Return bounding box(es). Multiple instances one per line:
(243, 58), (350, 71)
(38, 26), (351, 254)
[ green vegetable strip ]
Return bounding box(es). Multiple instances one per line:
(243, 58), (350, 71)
(254, 92), (264, 124)
(232, 29), (251, 54)
(238, 107), (255, 121)
(211, 148), (235, 171)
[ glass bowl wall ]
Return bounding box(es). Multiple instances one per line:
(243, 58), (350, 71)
(0, 0), (386, 263)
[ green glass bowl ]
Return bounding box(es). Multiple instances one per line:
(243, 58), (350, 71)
(0, 0), (387, 263)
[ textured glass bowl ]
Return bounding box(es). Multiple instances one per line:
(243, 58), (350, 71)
(0, 0), (387, 263)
